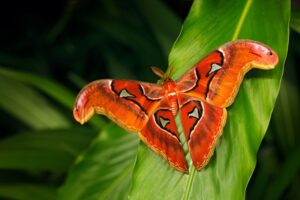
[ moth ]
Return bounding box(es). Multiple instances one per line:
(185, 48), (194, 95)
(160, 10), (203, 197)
(73, 40), (278, 173)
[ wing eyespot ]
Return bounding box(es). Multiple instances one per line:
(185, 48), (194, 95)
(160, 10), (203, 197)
(207, 63), (222, 76)
(119, 89), (135, 98)
(188, 107), (200, 119)
(159, 117), (170, 128)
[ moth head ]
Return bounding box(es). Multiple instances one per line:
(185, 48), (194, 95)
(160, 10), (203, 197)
(151, 65), (174, 84)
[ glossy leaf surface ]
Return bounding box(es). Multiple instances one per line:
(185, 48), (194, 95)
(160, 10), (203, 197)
(59, 125), (139, 200)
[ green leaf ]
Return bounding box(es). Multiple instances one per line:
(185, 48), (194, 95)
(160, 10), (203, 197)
(0, 67), (74, 110)
(0, 184), (56, 200)
(130, 0), (290, 199)
(0, 128), (97, 172)
(0, 67), (106, 129)
(0, 75), (70, 129)
(58, 125), (139, 200)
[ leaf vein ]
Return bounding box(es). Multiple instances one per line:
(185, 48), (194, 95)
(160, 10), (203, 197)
(232, 0), (253, 40)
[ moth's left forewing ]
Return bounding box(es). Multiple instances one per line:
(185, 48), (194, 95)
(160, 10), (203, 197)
(73, 80), (163, 132)
(209, 40), (278, 107)
(176, 40), (278, 108)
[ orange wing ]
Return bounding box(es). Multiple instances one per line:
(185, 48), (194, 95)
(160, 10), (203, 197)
(178, 94), (226, 170)
(177, 40), (278, 171)
(176, 39), (278, 108)
(74, 40), (279, 173)
(139, 99), (188, 172)
(73, 80), (163, 132)
(74, 79), (187, 172)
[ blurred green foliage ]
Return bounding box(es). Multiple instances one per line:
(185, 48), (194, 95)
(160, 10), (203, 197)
(0, 0), (299, 199)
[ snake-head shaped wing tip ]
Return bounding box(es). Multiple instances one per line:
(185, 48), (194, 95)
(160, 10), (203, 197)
(73, 81), (99, 125)
(73, 94), (85, 124)
(73, 106), (83, 124)
(250, 41), (278, 68)
(73, 105), (93, 125)
(232, 40), (279, 69)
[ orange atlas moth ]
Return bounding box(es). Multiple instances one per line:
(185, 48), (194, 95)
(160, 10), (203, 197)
(73, 40), (278, 173)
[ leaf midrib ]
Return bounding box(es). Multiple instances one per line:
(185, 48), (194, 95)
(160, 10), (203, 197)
(232, 0), (253, 41)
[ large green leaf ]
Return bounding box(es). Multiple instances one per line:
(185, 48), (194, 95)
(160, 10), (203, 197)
(58, 125), (139, 200)
(130, 0), (290, 199)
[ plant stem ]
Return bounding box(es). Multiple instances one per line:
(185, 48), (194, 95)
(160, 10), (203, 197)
(183, 166), (196, 200)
